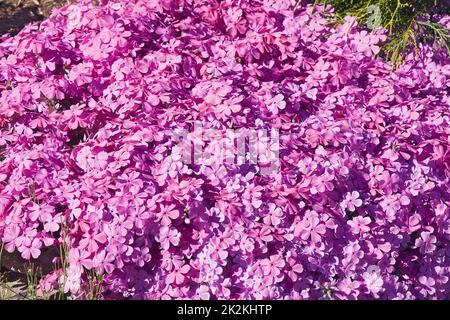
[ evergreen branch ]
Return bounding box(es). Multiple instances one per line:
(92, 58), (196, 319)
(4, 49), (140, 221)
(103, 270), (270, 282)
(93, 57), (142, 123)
(299, 0), (450, 67)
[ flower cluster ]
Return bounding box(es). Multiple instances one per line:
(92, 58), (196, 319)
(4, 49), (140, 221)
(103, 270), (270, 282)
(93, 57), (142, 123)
(0, 0), (449, 299)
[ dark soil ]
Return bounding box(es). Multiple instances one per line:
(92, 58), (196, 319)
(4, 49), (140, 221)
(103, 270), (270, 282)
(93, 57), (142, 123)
(0, 0), (70, 36)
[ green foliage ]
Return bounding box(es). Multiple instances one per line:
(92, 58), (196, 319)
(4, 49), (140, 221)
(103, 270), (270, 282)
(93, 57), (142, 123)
(304, 0), (450, 67)
(86, 270), (104, 300)
(0, 243), (3, 271)
(25, 263), (41, 300)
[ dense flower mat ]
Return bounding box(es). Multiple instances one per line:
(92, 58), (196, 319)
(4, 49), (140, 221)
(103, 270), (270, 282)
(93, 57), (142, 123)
(0, 0), (449, 299)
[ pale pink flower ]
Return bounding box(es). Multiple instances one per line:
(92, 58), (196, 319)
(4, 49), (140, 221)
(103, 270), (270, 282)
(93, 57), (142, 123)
(341, 191), (363, 212)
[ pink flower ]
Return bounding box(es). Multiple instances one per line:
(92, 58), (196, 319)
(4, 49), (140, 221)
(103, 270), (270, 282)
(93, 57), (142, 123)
(266, 94), (286, 115)
(64, 265), (83, 294)
(363, 268), (383, 297)
(338, 278), (361, 296)
(415, 231), (437, 254)
(295, 211), (327, 244)
(264, 203), (284, 226)
(215, 95), (243, 119)
(196, 285), (211, 300)
(313, 58), (331, 79)
(347, 216), (371, 235)
(285, 254), (303, 282)
(156, 204), (180, 226)
(242, 183), (263, 209)
(203, 82), (232, 105)
(79, 232), (108, 252)
(157, 226), (181, 250)
(19, 237), (42, 260)
(260, 254), (285, 283)
(418, 276), (436, 297)
(166, 264), (190, 285)
(353, 31), (383, 56)
(66, 5), (82, 31)
(69, 248), (93, 270)
(225, 7), (247, 38)
(93, 250), (116, 274)
(405, 214), (421, 233)
(341, 191), (363, 212)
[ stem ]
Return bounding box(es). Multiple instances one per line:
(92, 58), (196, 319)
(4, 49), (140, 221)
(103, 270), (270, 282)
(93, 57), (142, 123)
(0, 243), (4, 270)
(386, 0), (402, 35)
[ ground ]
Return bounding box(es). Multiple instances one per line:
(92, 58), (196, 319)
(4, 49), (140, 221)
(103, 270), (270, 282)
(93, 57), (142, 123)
(0, 0), (69, 36)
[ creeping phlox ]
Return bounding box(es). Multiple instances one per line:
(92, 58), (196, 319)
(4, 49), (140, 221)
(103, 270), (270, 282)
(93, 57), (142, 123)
(0, 0), (449, 299)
